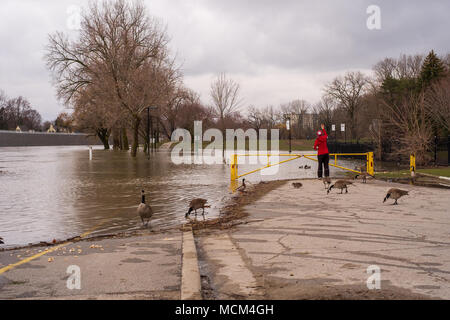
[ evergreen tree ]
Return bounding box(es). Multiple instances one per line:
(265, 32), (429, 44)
(420, 50), (446, 87)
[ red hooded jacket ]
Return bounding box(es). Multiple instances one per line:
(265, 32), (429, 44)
(314, 129), (329, 155)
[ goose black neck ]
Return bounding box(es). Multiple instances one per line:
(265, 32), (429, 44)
(141, 194), (146, 204)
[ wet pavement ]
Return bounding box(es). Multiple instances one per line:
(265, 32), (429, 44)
(0, 231), (182, 299)
(197, 179), (450, 299)
(2, 178), (450, 300)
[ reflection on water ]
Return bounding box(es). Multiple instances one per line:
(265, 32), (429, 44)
(0, 146), (361, 247)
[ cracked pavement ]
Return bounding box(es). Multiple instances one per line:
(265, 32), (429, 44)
(198, 179), (450, 299)
(0, 231), (182, 299)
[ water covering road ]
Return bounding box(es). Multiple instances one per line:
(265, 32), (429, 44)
(0, 146), (361, 247)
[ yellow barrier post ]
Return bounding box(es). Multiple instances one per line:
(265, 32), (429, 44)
(367, 152), (374, 176)
(410, 153), (416, 176)
(231, 154), (238, 181)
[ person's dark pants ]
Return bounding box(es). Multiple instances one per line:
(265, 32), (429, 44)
(318, 153), (330, 178)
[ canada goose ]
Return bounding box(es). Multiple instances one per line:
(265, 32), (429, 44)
(354, 172), (374, 183)
(0, 237), (4, 244)
(186, 198), (209, 218)
(304, 165), (311, 170)
(137, 190), (153, 226)
(327, 180), (353, 194)
(299, 166), (304, 169)
(236, 178), (246, 192)
(383, 188), (409, 205)
(292, 182), (303, 189)
(323, 177), (332, 189)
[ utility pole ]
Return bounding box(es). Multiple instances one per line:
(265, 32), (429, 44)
(448, 135), (450, 166)
(146, 106), (158, 158)
(147, 107), (150, 159)
(434, 135), (438, 165)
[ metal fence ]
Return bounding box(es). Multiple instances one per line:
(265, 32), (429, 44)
(434, 135), (450, 166)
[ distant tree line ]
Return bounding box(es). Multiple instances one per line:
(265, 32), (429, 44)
(0, 91), (42, 131)
(0, 90), (77, 133)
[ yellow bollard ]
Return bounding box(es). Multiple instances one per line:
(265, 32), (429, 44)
(367, 152), (375, 176)
(410, 153), (416, 175)
(231, 154), (238, 181)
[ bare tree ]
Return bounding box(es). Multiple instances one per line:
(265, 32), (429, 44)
(160, 86), (198, 139)
(0, 96), (42, 131)
(0, 90), (8, 129)
(210, 73), (243, 158)
(382, 93), (432, 164)
(324, 71), (369, 140)
(313, 96), (336, 132)
(72, 84), (120, 149)
(373, 54), (424, 84)
(425, 76), (450, 132)
(45, 0), (175, 156)
(246, 105), (263, 135)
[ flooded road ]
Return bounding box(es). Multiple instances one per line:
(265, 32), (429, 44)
(0, 146), (361, 247)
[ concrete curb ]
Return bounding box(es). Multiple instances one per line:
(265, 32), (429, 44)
(181, 230), (202, 300)
(418, 172), (450, 181)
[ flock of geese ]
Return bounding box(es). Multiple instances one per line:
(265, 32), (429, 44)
(292, 170), (410, 205)
(136, 189), (210, 227)
(138, 166), (410, 228)
(0, 169), (411, 245)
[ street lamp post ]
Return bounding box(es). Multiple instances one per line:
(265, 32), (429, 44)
(147, 107), (150, 158)
(146, 106), (158, 158)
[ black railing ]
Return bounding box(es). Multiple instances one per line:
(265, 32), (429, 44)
(434, 135), (450, 166)
(327, 141), (375, 154)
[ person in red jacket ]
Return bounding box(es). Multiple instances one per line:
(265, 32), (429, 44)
(314, 124), (329, 179)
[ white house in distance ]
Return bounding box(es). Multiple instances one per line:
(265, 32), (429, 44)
(47, 124), (56, 133)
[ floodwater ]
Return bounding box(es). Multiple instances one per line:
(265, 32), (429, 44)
(0, 146), (363, 247)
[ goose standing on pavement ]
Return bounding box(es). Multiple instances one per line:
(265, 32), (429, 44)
(383, 188), (409, 205)
(186, 198), (209, 218)
(323, 177), (332, 189)
(137, 190), (153, 226)
(354, 172), (374, 183)
(292, 182), (303, 189)
(327, 180), (353, 194)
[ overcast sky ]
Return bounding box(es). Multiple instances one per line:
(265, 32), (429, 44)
(0, 0), (449, 120)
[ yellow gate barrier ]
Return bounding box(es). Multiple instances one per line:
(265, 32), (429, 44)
(410, 153), (416, 176)
(231, 152), (375, 182)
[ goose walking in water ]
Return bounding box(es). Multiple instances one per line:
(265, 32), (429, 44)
(383, 188), (409, 205)
(137, 190), (153, 226)
(186, 198), (209, 218)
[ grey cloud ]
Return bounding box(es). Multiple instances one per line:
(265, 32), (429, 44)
(0, 0), (449, 119)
